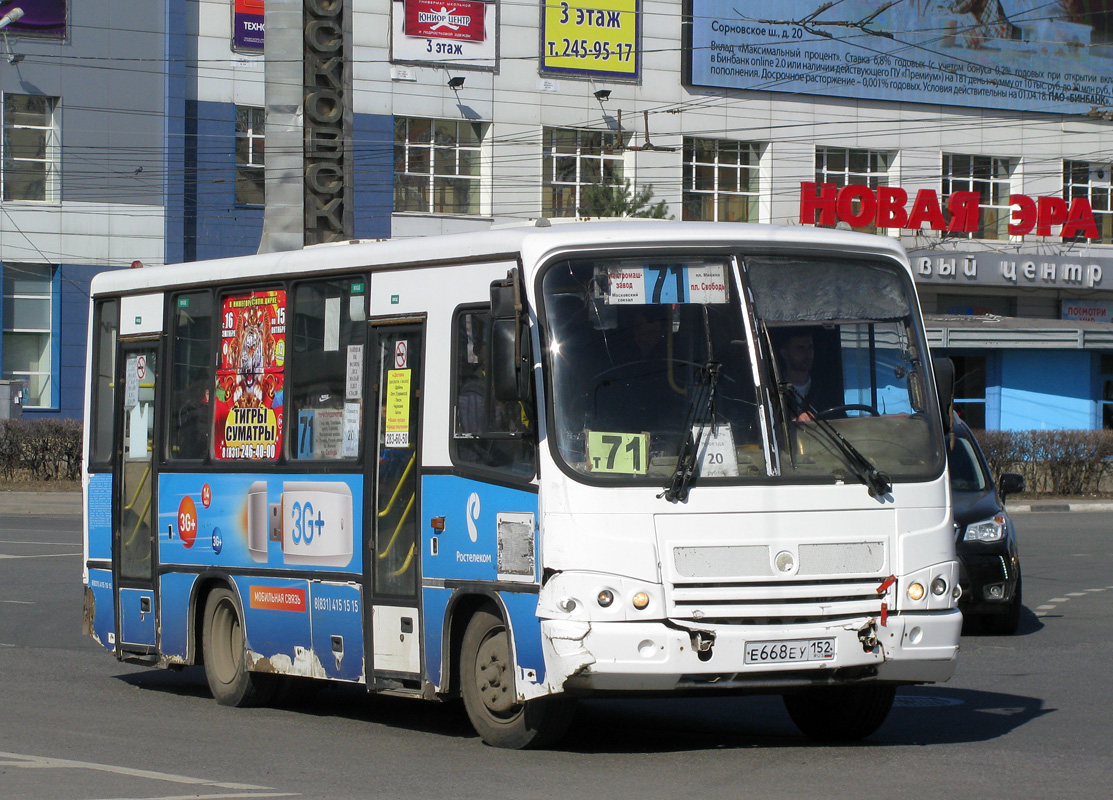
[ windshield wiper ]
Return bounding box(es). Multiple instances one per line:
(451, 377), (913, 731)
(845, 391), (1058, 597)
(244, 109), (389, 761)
(781, 384), (893, 498)
(660, 360), (721, 503)
(757, 318), (795, 472)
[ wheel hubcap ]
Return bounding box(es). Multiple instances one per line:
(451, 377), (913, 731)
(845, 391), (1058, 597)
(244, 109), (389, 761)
(475, 628), (515, 716)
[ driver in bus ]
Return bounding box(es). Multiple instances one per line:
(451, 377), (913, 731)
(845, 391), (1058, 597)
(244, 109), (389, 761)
(777, 328), (840, 420)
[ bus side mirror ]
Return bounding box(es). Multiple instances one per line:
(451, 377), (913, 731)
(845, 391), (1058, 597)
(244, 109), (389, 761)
(932, 356), (955, 435)
(490, 271), (532, 402)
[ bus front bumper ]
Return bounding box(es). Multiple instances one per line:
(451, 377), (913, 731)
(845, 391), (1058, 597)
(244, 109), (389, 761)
(546, 610), (961, 694)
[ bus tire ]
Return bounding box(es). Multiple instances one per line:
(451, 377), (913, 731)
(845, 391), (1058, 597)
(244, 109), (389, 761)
(783, 683), (896, 742)
(201, 587), (275, 707)
(459, 607), (574, 749)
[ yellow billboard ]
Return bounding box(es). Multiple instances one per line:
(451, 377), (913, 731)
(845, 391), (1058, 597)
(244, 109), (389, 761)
(541, 0), (639, 79)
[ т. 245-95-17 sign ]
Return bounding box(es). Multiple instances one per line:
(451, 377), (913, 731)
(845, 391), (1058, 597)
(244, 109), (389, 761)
(542, 0), (639, 78)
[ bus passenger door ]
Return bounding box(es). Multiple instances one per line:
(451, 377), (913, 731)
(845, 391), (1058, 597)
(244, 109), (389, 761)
(365, 323), (424, 687)
(114, 343), (159, 656)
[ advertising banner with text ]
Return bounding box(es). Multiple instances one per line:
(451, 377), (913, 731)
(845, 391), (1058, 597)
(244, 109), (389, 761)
(687, 0), (1113, 114)
(392, 0), (497, 68)
(541, 0), (640, 79)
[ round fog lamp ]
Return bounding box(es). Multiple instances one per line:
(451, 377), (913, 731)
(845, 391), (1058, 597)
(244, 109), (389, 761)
(597, 589), (615, 608)
(632, 592), (650, 610)
(931, 577), (948, 596)
(907, 582), (925, 601)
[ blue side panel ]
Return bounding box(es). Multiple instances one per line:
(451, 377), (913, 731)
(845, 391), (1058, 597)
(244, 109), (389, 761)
(421, 475), (539, 581)
(231, 576), (313, 666)
(309, 582), (365, 682)
(86, 568), (115, 652)
(501, 590), (545, 685)
(86, 472), (113, 562)
(159, 572), (199, 661)
(999, 350), (1091, 430)
(119, 588), (157, 647)
(422, 585), (453, 689)
(157, 473), (363, 574)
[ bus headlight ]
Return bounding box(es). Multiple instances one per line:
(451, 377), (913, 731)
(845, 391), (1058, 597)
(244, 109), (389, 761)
(931, 577), (948, 596)
(597, 589), (614, 608)
(631, 592), (650, 610)
(907, 582), (925, 601)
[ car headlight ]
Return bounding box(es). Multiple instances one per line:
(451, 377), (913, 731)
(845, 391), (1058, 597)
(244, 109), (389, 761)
(963, 514), (1006, 542)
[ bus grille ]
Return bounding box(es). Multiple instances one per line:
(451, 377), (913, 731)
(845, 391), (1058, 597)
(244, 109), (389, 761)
(669, 542), (887, 624)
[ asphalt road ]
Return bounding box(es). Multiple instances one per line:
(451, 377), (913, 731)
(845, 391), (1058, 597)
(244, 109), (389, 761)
(1, 501), (1111, 799)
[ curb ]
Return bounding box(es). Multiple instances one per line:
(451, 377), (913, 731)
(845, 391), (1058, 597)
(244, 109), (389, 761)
(0, 491), (82, 516)
(1008, 501), (1113, 513)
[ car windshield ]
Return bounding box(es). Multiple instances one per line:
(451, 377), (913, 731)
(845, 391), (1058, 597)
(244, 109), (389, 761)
(540, 252), (945, 489)
(949, 432), (990, 492)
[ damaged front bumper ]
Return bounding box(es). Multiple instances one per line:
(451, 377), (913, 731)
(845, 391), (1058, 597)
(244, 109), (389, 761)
(541, 610), (961, 694)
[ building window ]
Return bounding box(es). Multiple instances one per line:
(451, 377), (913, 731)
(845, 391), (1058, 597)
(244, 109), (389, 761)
(394, 117), (483, 215)
(2, 263), (54, 408)
(542, 127), (626, 217)
(951, 354), (987, 429)
(1064, 161), (1113, 243)
(682, 138), (761, 222)
(942, 154), (1012, 240)
(235, 106), (265, 205)
(814, 148), (890, 234)
(3, 94), (58, 202)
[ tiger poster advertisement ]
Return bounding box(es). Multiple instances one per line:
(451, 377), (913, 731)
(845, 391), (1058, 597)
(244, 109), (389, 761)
(215, 289), (287, 461)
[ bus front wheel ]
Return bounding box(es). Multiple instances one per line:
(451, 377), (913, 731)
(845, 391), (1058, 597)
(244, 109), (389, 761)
(201, 587), (275, 707)
(783, 683), (896, 741)
(459, 607), (574, 749)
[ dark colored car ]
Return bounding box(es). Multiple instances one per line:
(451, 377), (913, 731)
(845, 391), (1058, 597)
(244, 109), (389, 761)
(949, 418), (1026, 634)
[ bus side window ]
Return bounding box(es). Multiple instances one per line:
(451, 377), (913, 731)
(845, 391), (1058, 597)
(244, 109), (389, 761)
(450, 307), (536, 477)
(167, 291), (214, 461)
(88, 299), (118, 468)
(290, 278), (365, 461)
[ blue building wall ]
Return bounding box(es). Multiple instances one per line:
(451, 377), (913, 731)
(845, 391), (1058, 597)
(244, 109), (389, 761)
(352, 113), (394, 240)
(187, 100), (265, 263)
(998, 350), (1093, 431)
(30, 105), (392, 421)
(177, 102), (393, 262)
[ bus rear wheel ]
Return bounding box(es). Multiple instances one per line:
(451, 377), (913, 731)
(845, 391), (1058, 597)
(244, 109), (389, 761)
(783, 683), (896, 741)
(459, 607), (574, 749)
(201, 587), (275, 707)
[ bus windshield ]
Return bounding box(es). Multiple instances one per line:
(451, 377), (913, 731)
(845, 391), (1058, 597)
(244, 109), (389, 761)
(540, 252), (945, 489)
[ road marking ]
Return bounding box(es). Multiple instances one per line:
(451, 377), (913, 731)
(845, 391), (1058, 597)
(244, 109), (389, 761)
(0, 751), (298, 797)
(1034, 585), (1112, 617)
(0, 599), (33, 604)
(0, 540), (81, 546)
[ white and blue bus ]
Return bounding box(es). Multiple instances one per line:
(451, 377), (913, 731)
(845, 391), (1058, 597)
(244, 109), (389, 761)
(82, 221), (961, 748)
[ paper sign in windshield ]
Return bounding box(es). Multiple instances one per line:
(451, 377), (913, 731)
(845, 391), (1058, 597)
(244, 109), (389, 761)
(606, 264), (728, 305)
(695, 424), (739, 477)
(587, 430), (648, 474)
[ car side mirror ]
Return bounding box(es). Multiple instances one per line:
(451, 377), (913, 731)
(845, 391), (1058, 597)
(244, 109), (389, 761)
(998, 472), (1025, 501)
